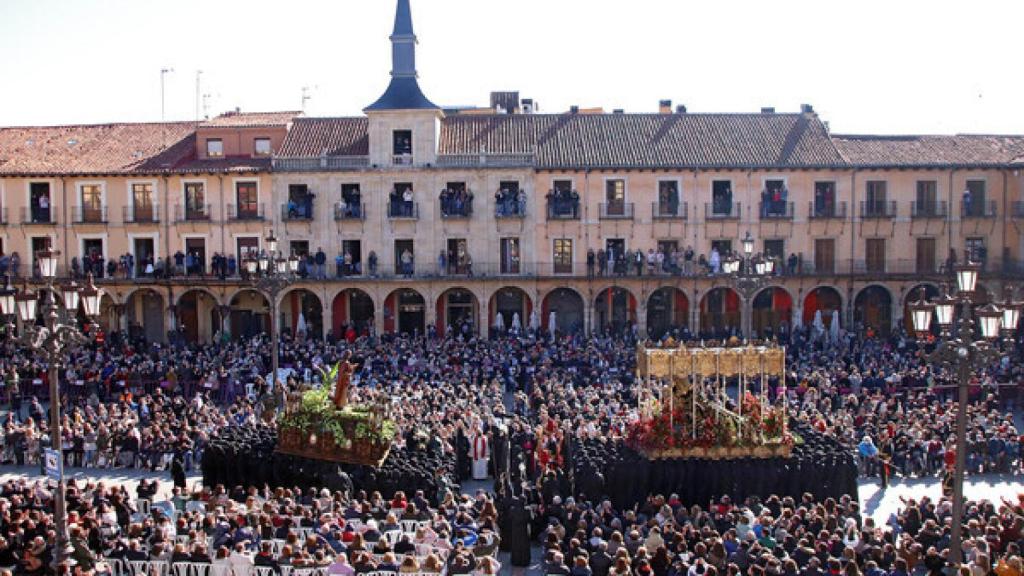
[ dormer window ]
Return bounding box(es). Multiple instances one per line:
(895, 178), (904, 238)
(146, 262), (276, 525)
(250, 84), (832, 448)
(206, 139), (224, 157)
(254, 138), (272, 156)
(393, 130), (412, 155)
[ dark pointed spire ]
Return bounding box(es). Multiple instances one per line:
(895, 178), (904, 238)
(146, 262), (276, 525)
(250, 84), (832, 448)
(364, 0), (438, 112)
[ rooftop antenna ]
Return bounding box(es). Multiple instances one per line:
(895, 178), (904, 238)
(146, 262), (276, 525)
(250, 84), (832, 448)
(194, 70), (203, 122)
(301, 86), (314, 112)
(202, 93), (213, 120)
(160, 67), (175, 121)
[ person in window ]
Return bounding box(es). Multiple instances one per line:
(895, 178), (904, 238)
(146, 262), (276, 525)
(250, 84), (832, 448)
(36, 192), (50, 223)
(963, 188), (973, 217)
(401, 249), (414, 278)
(402, 187), (414, 217)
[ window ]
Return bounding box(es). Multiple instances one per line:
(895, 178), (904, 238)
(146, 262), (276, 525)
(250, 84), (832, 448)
(553, 239), (573, 274)
(965, 237), (987, 265)
(813, 182), (836, 217)
(814, 239), (835, 274)
(865, 238), (886, 273)
(395, 239), (415, 276)
(30, 182), (51, 223)
(605, 179), (625, 216)
(763, 239), (784, 261)
(496, 181), (523, 217)
(657, 181), (680, 216)
(548, 180), (578, 218)
(711, 180), (733, 216)
(206, 139), (224, 157)
(184, 182), (207, 220)
(761, 179), (788, 217)
(254, 138), (272, 156)
(964, 180), (986, 217)
(865, 181), (887, 216)
(446, 239), (471, 275)
(916, 238), (936, 273)
(441, 182), (471, 217)
(393, 130), (412, 156)
(80, 184), (103, 222)
(341, 240), (362, 276)
(340, 184), (362, 219)
(500, 238), (521, 274)
(235, 182), (259, 219)
(286, 184), (313, 219)
(236, 237), (259, 262)
(916, 181), (938, 216)
(290, 241), (309, 257)
(389, 183), (415, 217)
(132, 183), (154, 222)
(710, 240), (732, 259)
(185, 238), (206, 274)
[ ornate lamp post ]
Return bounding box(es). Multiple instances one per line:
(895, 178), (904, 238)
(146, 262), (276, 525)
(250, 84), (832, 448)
(244, 233), (297, 392)
(723, 231), (775, 337)
(908, 262), (1019, 567)
(0, 250), (103, 569)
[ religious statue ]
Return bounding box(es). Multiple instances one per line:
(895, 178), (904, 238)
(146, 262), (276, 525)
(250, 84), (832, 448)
(332, 351), (357, 409)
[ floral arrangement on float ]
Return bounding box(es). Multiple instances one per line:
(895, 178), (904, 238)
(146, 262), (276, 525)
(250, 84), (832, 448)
(626, 392), (795, 459)
(276, 357), (396, 466)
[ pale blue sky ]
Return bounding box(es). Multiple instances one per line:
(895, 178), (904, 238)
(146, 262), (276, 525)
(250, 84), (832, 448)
(0, 0), (1019, 135)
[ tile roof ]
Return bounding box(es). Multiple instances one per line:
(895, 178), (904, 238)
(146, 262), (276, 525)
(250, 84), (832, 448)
(199, 111), (301, 129)
(0, 122), (196, 176)
(832, 134), (1024, 168)
(0, 122), (274, 176)
(277, 117), (369, 157)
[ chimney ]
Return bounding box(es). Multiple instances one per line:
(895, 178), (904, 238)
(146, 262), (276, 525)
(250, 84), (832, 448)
(659, 99), (672, 114)
(761, 107), (775, 114)
(676, 104), (687, 114)
(569, 105), (579, 114)
(800, 103), (815, 114)
(612, 109), (624, 114)
(521, 98), (535, 114)
(490, 91), (520, 113)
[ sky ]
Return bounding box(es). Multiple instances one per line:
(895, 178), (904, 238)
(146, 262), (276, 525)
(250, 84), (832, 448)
(0, 0), (1020, 135)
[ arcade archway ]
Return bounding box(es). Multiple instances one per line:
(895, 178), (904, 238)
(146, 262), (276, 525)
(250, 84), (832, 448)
(177, 289), (219, 344)
(126, 289), (165, 343)
(854, 285), (893, 336)
(647, 287), (688, 340)
(281, 289), (323, 340)
(595, 287), (637, 335)
(230, 289), (270, 341)
(488, 287), (533, 335)
(384, 289), (426, 336)
(699, 287), (741, 338)
(803, 286), (842, 327)
(437, 288), (479, 337)
(752, 287), (793, 338)
(331, 289), (375, 338)
(542, 288), (584, 335)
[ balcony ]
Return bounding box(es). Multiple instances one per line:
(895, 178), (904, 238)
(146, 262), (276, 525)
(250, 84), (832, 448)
(73, 206), (107, 224)
(176, 204), (213, 223)
(227, 203), (266, 221)
(758, 201), (794, 220)
(281, 203), (314, 221)
(599, 202), (634, 220)
(440, 198), (473, 219)
(123, 205), (160, 224)
(910, 201), (948, 219)
(807, 201), (847, 220)
(392, 154), (414, 166)
(436, 153), (534, 168)
(547, 199), (580, 220)
(859, 200), (897, 219)
(388, 201), (419, 220)
(272, 156), (370, 171)
(335, 202), (366, 221)
(652, 202), (688, 220)
(495, 203), (526, 219)
(705, 202), (741, 220)
(1013, 201), (1024, 219)
(962, 199), (996, 218)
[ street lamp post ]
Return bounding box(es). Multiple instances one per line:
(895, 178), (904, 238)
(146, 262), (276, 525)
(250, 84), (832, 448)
(0, 250), (103, 570)
(723, 231), (775, 338)
(908, 262), (1020, 567)
(244, 233), (297, 392)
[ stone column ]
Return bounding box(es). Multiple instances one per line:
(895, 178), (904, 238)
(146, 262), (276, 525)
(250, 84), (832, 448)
(218, 305), (232, 340)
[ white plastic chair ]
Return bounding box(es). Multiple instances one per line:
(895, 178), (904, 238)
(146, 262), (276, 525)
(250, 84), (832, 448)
(137, 499), (152, 516)
(382, 530), (402, 547)
(252, 567), (276, 576)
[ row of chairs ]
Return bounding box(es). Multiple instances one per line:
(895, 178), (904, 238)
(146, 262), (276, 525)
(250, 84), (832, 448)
(108, 560), (445, 576)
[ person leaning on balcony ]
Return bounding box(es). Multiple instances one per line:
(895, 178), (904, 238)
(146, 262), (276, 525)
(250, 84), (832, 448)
(586, 249), (595, 277)
(597, 249), (606, 275)
(402, 249), (414, 278)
